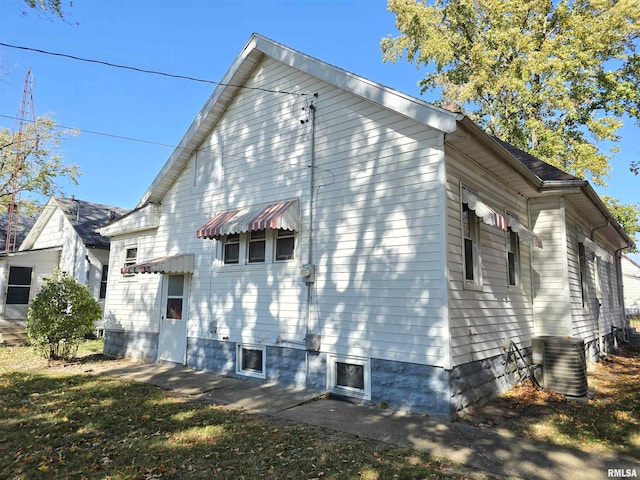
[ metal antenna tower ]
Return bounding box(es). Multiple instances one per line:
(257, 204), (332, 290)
(5, 69), (36, 252)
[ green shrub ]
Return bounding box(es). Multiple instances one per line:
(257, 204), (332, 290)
(27, 270), (102, 360)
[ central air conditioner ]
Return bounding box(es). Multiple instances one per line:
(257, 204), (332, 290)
(531, 336), (588, 397)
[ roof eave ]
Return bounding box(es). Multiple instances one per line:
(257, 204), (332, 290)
(540, 180), (633, 249)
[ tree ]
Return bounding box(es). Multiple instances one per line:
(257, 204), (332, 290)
(382, 0), (640, 187)
(20, 0), (73, 21)
(0, 116), (79, 216)
(27, 270), (101, 360)
(602, 195), (640, 250)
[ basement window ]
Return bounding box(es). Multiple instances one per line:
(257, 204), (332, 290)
(328, 355), (371, 400)
(236, 344), (266, 379)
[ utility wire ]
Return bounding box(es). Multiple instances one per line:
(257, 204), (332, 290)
(0, 42), (309, 96)
(0, 112), (335, 176)
(0, 113), (178, 148)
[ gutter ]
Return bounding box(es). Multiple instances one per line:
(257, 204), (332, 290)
(542, 180), (633, 249)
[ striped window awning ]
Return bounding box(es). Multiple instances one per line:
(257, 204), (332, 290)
(507, 215), (543, 249)
(462, 189), (508, 231)
(121, 254), (195, 275)
(196, 199), (300, 240)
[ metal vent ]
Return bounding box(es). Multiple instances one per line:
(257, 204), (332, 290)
(532, 336), (588, 397)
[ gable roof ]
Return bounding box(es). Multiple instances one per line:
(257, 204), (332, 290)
(117, 33), (631, 251)
(0, 212), (35, 252)
(136, 33), (461, 208)
(492, 138), (578, 182)
(20, 196), (129, 251)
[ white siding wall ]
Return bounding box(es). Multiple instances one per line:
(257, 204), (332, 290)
(564, 203), (625, 344)
(104, 232), (163, 332)
(30, 206), (88, 283)
(446, 150), (535, 367)
(530, 197), (572, 337)
(107, 56), (449, 367)
(622, 256), (640, 310)
(1, 250), (60, 320)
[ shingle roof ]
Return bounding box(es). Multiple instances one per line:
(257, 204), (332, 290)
(55, 197), (129, 249)
(493, 137), (579, 182)
(0, 213), (35, 251)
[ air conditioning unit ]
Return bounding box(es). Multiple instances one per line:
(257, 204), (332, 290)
(532, 336), (588, 397)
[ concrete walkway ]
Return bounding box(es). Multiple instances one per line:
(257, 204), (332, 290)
(95, 359), (638, 480)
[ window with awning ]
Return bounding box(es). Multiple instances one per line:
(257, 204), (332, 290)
(507, 215), (543, 249)
(461, 189), (507, 232)
(196, 199), (300, 239)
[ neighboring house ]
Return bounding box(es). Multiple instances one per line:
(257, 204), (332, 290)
(0, 196), (128, 344)
(0, 212), (35, 252)
(98, 34), (632, 417)
(621, 254), (640, 315)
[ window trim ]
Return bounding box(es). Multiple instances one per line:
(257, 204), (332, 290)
(6, 265), (33, 305)
(247, 229), (266, 264)
(274, 228), (295, 262)
(578, 241), (589, 309)
(462, 201), (482, 290)
(121, 244), (139, 280)
(507, 227), (520, 287)
(221, 229), (295, 267)
(327, 354), (371, 401)
(236, 344), (266, 379)
(99, 264), (108, 299)
(223, 233), (240, 265)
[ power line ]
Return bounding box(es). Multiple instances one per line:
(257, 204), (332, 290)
(0, 42), (310, 97)
(0, 113), (178, 148)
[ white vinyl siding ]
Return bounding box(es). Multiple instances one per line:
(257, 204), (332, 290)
(1, 249), (61, 320)
(622, 256), (640, 310)
(446, 151), (535, 367)
(106, 55), (449, 368)
(21, 200), (109, 301)
(530, 197), (572, 337)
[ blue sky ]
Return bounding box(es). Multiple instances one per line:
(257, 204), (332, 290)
(0, 1), (638, 216)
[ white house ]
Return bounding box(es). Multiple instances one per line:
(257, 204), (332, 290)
(0, 196), (128, 344)
(98, 34), (632, 416)
(621, 254), (640, 315)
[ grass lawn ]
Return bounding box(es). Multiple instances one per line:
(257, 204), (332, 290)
(2, 341), (638, 479)
(464, 345), (640, 460)
(0, 340), (478, 480)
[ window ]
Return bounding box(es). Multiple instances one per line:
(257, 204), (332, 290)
(99, 265), (108, 299)
(236, 344), (266, 379)
(6, 266), (32, 304)
(223, 234), (240, 264)
(507, 228), (520, 286)
(275, 229), (295, 261)
(578, 242), (589, 308)
(247, 230), (266, 263)
(221, 229), (295, 266)
(462, 203), (481, 287)
(328, 354), (371, 400)
(165, 275), (184, 320)
(123, 247), (138, 277)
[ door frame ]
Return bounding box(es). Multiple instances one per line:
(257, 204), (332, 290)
(157, 273), (189, 364)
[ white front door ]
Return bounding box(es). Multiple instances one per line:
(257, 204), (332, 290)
(158, 274), (188, 363)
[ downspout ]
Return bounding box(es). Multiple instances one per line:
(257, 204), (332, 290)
(590, 220), (609, 356)
(527, 197), (538, 337)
